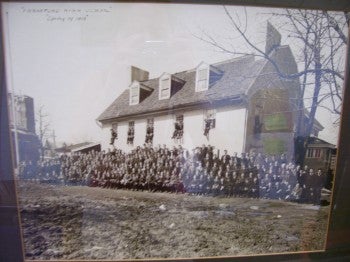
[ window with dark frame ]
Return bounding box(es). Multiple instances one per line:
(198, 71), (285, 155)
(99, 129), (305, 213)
(145, 118), (154, 144)
(172, 115), (184, 141)
(314, 148), (322, 158)
(307, 148), (313, 158)
(127, 121), (135, 145)
(204, 109), (216, 137)
(306, 148), (322, 158)
(110, 123), (118, 145)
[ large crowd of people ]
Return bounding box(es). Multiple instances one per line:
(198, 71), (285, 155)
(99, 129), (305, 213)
(19, 144), (326, 205)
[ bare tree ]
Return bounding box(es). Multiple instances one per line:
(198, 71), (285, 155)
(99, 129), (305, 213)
(272, 10), (346, 132)
(196, 7), (348, 165)
(36, 105), (51, 160)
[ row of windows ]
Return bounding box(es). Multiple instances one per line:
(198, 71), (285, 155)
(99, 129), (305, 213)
(306, 148), (323, 158)
(130, 63), (222, 105)
(110, 110), (217, 145)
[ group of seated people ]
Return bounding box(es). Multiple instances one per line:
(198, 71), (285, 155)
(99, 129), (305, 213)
(19, 144), (326, 204)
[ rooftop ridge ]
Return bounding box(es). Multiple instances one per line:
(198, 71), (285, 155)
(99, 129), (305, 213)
(139, 54), (256, 84)
(97, 46), (299, 123)
(212, 54), (255, 66)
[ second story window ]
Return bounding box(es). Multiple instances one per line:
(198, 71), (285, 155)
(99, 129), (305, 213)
(127, 121), (135, 145)
(172, 115), (184, 141)
(145, 118), (154, 144)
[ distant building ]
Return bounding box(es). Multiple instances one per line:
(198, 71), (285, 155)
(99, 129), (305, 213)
(305, 137), (336, 171)
(55, 142), (101, 155)
(8, 93), (40, 164)
(97, 23), (322, 159)
(304, 137), (337, 189)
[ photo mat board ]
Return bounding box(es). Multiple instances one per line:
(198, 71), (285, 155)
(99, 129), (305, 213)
(1, 1), (350, 261)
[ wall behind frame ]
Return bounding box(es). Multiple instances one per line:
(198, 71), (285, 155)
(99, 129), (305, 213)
(0, 6), (24, 261)
(0, 1), (350, 261)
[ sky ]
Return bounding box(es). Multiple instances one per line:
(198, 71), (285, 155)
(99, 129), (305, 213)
(2, 2), (345, 146)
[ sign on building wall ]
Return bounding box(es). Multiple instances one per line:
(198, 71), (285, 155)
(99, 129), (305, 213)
(263, 138), (286, 155)
(264, 113), (289, 131)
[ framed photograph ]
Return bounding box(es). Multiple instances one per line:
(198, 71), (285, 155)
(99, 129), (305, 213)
(1, 1), (350, 261)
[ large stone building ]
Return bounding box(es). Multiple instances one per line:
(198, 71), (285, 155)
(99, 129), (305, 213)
(97, 24), (322, 159)
(8, 93), (40, 164)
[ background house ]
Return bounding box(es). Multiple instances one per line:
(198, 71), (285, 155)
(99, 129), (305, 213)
(55, 142), (101, 156)
(305, 137), (336, 189)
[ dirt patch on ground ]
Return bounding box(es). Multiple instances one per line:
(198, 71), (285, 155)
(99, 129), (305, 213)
(17, 181), (329, 260)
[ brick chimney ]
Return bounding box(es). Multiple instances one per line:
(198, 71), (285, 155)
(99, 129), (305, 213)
(131, 66), (149, 82)
(265, 22), (281, 55)
(24, 96), (35, 133)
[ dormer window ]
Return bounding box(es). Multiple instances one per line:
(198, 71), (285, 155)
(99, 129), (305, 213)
(129, 80), (153, 105)
(159, 73), (185, 100)
(197, 68), (209, 91)
(195, 62), (223, 92)
(160, 74), (171, 99)
(129, 81), (140, 105)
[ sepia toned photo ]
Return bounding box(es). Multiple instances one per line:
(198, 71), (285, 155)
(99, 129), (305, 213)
(2, 2), (348, 260)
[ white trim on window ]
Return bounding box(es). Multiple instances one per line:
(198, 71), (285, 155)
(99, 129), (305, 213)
(129, 81), (140, 105)
(195, 62), (210, 92)
(159, 73), (171, 100)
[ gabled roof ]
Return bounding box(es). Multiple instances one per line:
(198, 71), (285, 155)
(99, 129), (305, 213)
(55, 142), (100, 153)
(98, 54), (267, 123)
(195, 61), (223, 75)
(307, 137), (336, 149)
(71, 142), (101, 152)
(159, 72), (186, 85)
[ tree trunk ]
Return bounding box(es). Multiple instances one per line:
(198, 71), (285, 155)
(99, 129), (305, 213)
(298, 43), (322, 166)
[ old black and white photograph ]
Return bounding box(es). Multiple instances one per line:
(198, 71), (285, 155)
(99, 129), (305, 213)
(2, 2), (348, 260)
